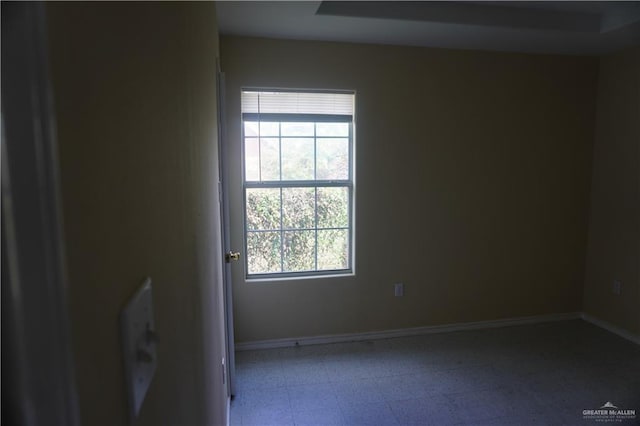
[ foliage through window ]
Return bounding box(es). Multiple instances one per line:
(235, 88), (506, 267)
(242, 90), (355, 277)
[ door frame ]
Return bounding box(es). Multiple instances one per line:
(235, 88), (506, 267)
(1, 3), (80, 425)
(216, 63), (237, 398)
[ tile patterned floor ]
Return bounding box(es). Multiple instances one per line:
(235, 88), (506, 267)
(230, 320), (640, 426)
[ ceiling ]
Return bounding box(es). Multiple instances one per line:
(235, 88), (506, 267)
(216, 1), (640, 55)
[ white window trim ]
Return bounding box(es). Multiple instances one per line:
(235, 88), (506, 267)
(241, 90), (355, 279)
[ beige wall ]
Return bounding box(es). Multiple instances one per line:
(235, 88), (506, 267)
(47, 3), (227, 425)
(584, 47), (640, 336)
(221, 36), (598, 343)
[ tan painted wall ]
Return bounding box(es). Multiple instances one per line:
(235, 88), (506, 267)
(584, 47), (640, 336)
(221, 36), (598, 343)
(47, 3), (228, 425)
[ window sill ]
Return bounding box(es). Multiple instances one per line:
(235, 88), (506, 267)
(245, 271), (355, 283)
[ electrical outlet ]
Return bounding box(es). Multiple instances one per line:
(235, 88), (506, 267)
(394, 283), (404, 297)
(613, 280), (622, 296)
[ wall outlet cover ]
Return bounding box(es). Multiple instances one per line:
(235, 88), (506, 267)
(394, 283), (404, 297)
(613, 280), (622, 296)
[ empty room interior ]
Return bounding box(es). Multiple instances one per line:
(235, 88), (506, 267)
(2, 1), (639, 426)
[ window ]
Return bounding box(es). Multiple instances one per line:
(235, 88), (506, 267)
(241, 90), (355, 278)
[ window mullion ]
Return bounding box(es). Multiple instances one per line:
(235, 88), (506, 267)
(278, 121), (282, 181)
(279, 187), (284, 273)
(279, 122), (284, 273)
(258, 121), (262, 182)
(314, 122), (318, 271)
(245, 181), (350, 189)
(314, 187), (318, 271)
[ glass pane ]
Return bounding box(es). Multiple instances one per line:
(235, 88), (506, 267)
(283, 231), (315, 272)
(260, 138), (280, 181)
(244, 138), (259, 181)
(281, 138), (314, 180)
(244, 121), (259, 137)
(317, 187), (349, 228)
(316, 122), (349, 137)
(318, 229), (348, 270)
(259, 121), (279, 136)
(317, 138), (348, 180)
(246, 188), (280, 230)
(281, 122), (314, 136)
(247, 231), (281, 274)
(282, 187), (315, 229)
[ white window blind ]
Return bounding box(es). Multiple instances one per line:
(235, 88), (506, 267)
(242, 90), (354, 115)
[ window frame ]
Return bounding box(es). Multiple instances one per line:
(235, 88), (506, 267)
(241, 107), (355, 280)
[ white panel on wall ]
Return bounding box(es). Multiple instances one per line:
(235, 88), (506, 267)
(120, 277), (158, 421)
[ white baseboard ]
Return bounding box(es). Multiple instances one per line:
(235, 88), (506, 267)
(581, 313), (640, 345)
(235, 312), (582, 351)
